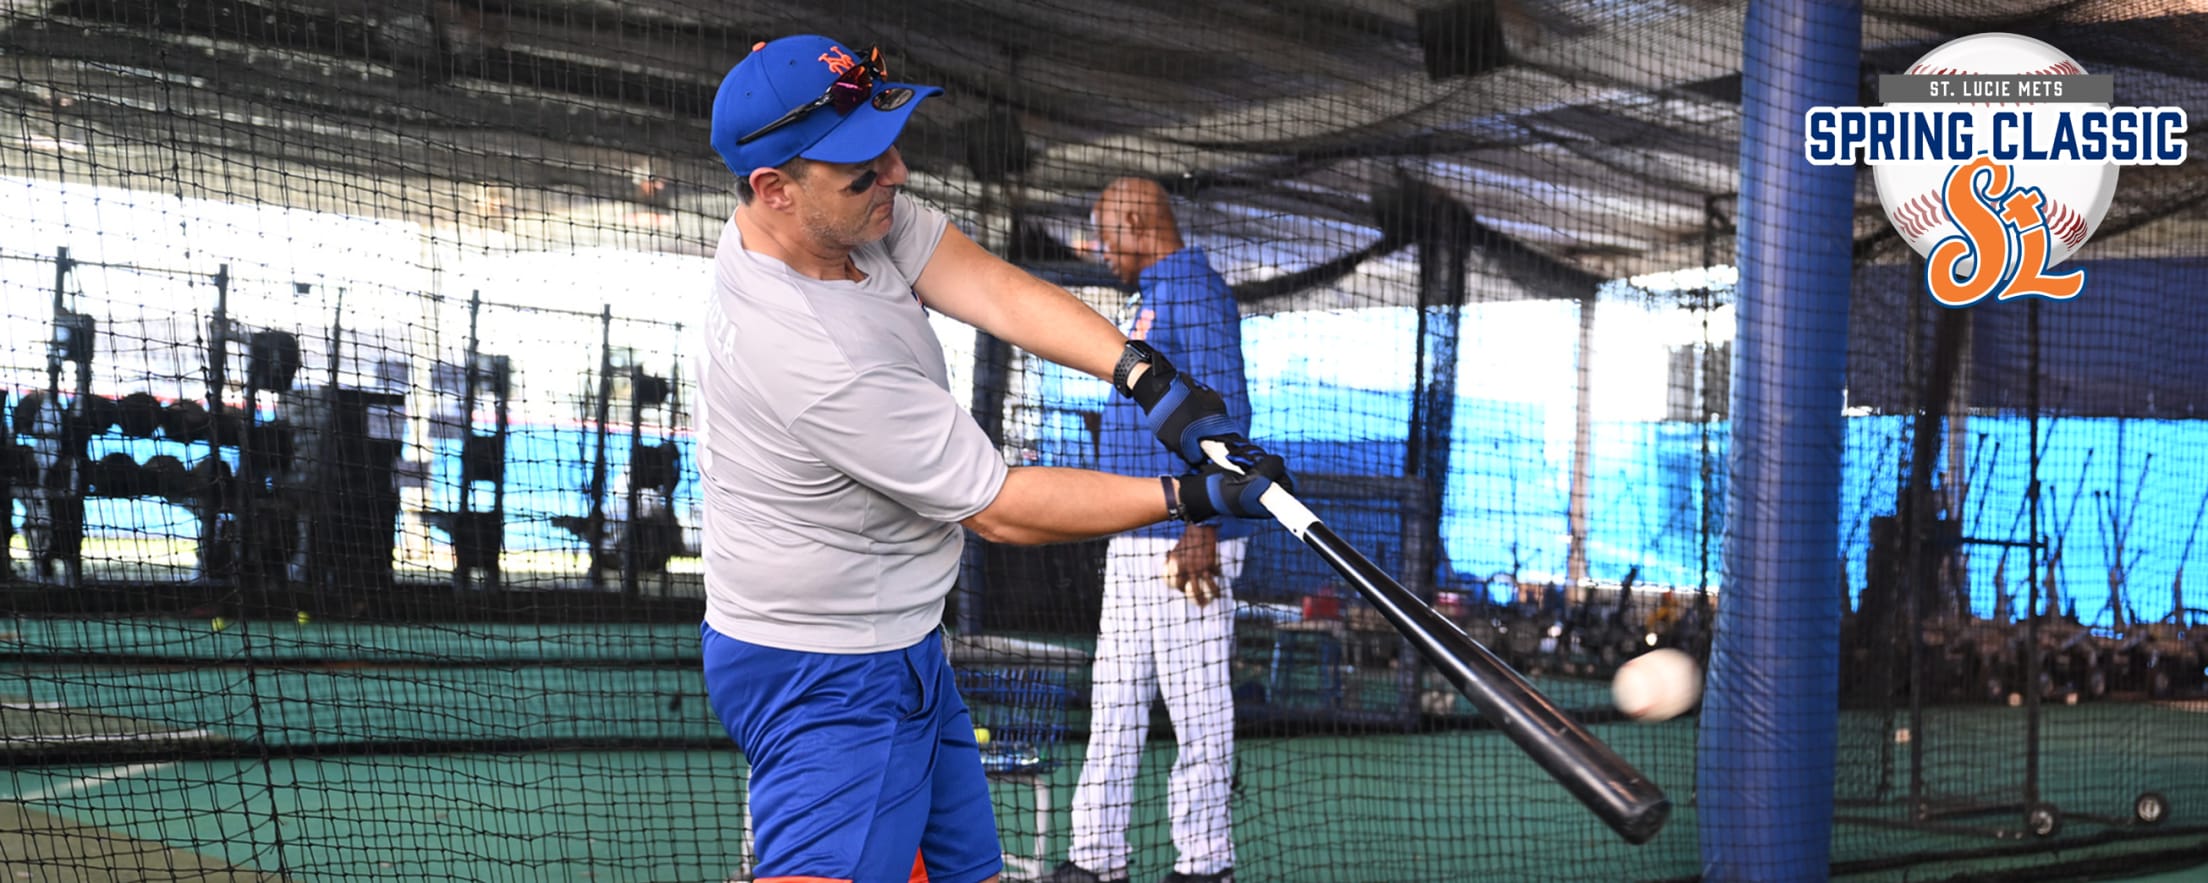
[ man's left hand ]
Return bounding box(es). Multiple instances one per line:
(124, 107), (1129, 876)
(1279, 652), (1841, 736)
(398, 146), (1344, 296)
(1165, 525), (1223, 606)
(1119, 345), (1235, 467)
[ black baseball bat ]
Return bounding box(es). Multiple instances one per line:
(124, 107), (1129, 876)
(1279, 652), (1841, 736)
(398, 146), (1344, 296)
(1208, 442), (1672, 844)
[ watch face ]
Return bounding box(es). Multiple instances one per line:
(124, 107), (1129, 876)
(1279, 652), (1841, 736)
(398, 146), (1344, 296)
(1114, 339), (1155, 392)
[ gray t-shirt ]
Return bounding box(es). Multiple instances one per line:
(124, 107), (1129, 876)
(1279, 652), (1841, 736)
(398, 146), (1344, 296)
(695, 194), (1007, 653)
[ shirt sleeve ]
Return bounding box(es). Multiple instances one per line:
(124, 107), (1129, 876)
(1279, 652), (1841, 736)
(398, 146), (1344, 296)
(882, 193), (950, 284)
(786, 365), (1008, 522)
(1146, 267), (1253, 434)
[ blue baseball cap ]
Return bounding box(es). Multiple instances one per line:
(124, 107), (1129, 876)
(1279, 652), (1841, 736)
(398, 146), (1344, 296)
(710, 36), (942, 179)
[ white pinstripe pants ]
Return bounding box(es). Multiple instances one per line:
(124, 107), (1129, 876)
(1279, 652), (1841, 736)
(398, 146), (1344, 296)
(1069, 534), (1245, 877)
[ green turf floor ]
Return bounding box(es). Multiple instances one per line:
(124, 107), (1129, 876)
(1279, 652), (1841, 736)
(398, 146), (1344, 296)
(4, 617), (2205, 880)
(1, 703), (2202, 883)
(2108, 863), (2208, 882)
(0, 616), (702, 665)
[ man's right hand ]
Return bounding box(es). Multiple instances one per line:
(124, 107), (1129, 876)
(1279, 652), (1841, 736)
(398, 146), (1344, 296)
(1176, 439), (1294, 523)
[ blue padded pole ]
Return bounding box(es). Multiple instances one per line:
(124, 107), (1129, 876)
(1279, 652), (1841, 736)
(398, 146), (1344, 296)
(1697, 2), (1860, 879)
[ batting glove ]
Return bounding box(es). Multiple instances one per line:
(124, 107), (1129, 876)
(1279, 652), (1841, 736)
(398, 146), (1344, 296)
(1176, 437), (1295, 523)
(1113, 340), (1241, 467)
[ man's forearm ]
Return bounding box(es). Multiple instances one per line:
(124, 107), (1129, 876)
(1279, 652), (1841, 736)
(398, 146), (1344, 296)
(975, 265), (1126, 382)
(915, 227), (1129, 381)
(961, 467), (1171, 546)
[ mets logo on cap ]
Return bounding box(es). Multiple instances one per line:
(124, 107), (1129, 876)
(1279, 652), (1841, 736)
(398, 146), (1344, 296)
(817, 45), (858, 74)
(1803, 33), (2188, 307)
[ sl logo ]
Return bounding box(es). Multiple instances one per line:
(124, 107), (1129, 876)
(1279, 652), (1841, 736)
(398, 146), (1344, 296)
(1927, 155), (2086, 306)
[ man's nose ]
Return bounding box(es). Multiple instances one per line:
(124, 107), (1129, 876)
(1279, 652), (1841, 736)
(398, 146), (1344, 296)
(877, 147), (910, 188)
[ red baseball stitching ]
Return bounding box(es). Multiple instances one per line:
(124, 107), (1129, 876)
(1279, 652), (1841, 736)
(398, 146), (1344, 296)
(1894, 55), (2092, 248)
(1894, 190), (2089, 249)
(1906, 61), (2082, 77)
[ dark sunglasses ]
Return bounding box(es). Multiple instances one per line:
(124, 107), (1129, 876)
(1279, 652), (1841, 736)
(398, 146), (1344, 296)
(736, 46), (886, 146)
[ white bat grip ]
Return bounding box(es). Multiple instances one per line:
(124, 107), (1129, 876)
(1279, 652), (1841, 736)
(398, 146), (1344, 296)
(1198, 438), (1320, 539)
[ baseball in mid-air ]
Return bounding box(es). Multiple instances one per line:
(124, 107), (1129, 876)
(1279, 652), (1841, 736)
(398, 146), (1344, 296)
(1613, 648), (1703, 723)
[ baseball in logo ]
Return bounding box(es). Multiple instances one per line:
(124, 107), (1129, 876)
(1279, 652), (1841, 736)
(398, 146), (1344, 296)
(1803, 33), (2189, 307)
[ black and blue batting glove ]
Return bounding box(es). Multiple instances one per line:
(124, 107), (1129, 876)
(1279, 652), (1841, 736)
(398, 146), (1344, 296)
(1176, 437), (1295, 523)
(1112, 340), (1240, 467)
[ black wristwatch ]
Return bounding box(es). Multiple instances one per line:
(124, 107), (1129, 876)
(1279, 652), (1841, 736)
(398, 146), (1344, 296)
(1113, 339), (1179, 401)
(1112, 340), (1159, 397)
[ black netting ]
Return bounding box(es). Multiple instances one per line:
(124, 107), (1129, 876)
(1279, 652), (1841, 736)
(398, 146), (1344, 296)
(5, 1), (2208, 880)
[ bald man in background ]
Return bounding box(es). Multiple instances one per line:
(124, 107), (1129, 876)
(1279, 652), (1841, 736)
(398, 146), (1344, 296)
(1052, 178), (1252, 883)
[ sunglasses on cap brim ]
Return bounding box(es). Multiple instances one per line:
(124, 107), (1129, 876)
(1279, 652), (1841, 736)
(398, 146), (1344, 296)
(738, 46), (898, 146)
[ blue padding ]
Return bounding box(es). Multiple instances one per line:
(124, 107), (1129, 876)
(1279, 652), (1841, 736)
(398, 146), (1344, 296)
(1697, 2), (1858, 880)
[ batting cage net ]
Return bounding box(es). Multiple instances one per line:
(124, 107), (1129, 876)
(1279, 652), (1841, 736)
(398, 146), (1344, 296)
(5, 1), (2208, 881)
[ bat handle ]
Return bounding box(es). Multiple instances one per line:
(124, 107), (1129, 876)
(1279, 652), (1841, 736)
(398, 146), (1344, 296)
(1198, 438), (1318, 538)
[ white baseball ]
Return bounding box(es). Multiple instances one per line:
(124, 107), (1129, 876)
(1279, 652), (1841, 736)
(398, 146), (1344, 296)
(1612, 648), (1702, 723)
(1875, 33), (2117, 269)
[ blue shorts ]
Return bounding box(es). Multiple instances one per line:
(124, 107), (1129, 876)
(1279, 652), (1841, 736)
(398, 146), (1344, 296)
(702, 625), (1002, 883)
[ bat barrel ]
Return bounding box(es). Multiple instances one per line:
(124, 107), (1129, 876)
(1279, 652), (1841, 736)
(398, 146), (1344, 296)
(1203, 440), (1669, 842)
(1300, 521), (1672, 844)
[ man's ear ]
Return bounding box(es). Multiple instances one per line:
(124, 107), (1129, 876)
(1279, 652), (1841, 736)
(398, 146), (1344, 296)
(750, 167), (798, 209)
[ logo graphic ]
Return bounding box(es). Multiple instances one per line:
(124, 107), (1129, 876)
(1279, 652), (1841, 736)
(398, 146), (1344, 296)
(1805, 33), (2188, 306)
(872, 87), (915, 111)
(818, 46), (857, 74)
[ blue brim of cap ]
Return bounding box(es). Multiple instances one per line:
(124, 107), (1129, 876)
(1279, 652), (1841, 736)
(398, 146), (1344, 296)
(797, 82), (943, 164)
